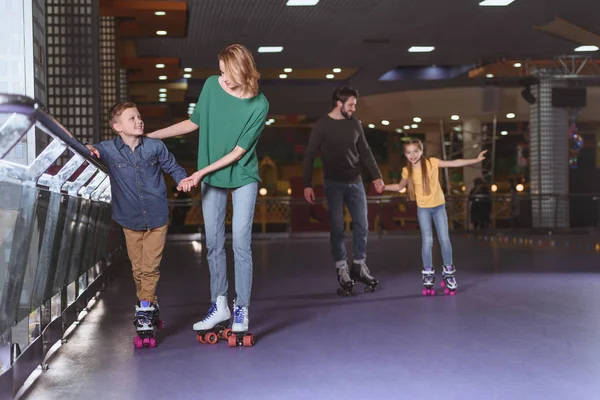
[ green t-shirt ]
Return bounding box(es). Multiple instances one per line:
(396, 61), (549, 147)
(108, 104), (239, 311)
(190, 75), (269, 188)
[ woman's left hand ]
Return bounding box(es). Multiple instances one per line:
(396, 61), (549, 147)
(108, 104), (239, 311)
(177, 171), (204, 192)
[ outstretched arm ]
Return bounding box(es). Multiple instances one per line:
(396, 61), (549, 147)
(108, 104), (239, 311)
(146, 119), (198, 139)
(178, 146), (246, 190)
(384, 178), (408, 193)
(438, 150), (487, 168)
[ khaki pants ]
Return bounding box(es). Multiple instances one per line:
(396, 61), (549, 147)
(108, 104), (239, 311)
(123, 224), (168, 303)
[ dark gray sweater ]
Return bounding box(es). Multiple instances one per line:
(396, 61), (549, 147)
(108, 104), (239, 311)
(303, 115), (382, 187)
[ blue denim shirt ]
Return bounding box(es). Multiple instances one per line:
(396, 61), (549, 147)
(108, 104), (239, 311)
(95, 136), (187, 231)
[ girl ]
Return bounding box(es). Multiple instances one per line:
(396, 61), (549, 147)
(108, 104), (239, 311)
(148, 44), (269, 344)
(384, 139), (486, 295)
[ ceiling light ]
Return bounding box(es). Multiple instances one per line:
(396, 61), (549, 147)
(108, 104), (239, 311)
(575, 45), (599, 52)
(491, 184), (498, 192)
(486, 74), (494, 78)
(183, 73), (192, 78)
(156, 30), (167, 36)
(159, 88), (167, 93)
(506, 113), (515, 119)
(451, 115), (460, 121)
(411, 124), (418, 129)
(279, 74), (288, 79)
(286, 0), (319, 5)
(155, 63), (165, 69)
(184, 68), (192, 72)
(479, 0), (515, 6)
(159, 75), (167, 80)
(413, 117), (422, 123)
(189, 103), (195, 107)
(501, 130), (508, 135)
(333, 68), (342, 73)
(159, 93), (167, 98)
(159, 98), (167, 102)
(155, 11), (166, 16)
(395, 128), (403, 133)
(381, 120), (390, 126)
(258, 46), (283, 53)
(284, 68), (293, 73)
(404, 125), (410, 130)
(408, 46), (435, 53)
(513, 62), (522, 68)
(368, 124), (375, 129)
(268, 118), (275, 123)
(326, 74), (334, 79)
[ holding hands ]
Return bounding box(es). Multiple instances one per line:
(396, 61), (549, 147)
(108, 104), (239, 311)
(177, 170), (204, 192)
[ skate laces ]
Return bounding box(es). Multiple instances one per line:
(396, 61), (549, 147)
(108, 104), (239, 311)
(233, 306), (246, 324)
(201, 302), (217, 322)
(337, 267), (351, 283)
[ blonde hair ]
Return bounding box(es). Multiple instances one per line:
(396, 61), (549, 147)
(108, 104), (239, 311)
(404, 139), (431, 201)
(218, 44), (260, 98)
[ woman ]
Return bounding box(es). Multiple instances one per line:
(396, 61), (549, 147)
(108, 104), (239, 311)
(148, 44), (268, 339)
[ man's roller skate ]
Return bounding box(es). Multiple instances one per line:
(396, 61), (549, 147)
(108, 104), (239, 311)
(133, 301), (159, 349)
(336, 261), (355, 296)
(193, 295), (232, 344)
(228, 304), (254, 347)
(421, 268), (435, 296)
(350, 260), (379, 293)
(441, 265), (458, 296)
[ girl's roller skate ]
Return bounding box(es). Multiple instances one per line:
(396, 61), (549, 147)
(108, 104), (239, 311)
(421, 268), (435, 296)
(228, 304), (254, 347)
(335, 262), (355, 296)
(133, 301), (158, 349)
(350, 260), (379, 293)
(441, 265), (458, 295)
(193, 296), (232, 345)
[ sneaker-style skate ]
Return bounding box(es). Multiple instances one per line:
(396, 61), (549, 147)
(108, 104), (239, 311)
(133, 301), (157, 349)
(194, 296), (232, 345)
(421, 269), (435, 296)
(336, 262), (355, 296)
(228, 305), (254, 347)
(441, 265), (458, 296)
(350, 260), (379, 293)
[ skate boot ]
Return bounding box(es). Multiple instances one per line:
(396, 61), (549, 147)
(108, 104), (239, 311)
(421, 269), (435, 296)
(152, 301), (164, 330)
(133, 301), (156, 349)
(193, 296), (232, 344)
(335, 261), (355, 296)
(228, 304), (254, 347)
(350, 260), (379, 293)
(441, 265), (458, 296)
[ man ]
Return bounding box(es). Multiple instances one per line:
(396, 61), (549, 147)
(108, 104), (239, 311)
(303, 86), (384, 295)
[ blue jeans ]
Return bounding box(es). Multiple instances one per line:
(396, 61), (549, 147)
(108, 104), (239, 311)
(417, 204), (453, 269)
(201, 182), (257, 307)
(323, 180), (368, 263)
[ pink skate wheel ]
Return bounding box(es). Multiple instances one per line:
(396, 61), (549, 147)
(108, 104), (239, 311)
(134, 336), (143, 348)
(430, 290), (436, 296)
(422, 289), (428, 296)
(157, 320), (164, 330)
(149, 338), (156, 348)
(440, 281), (446, 288)
(444, 288), (450, 295)
(450, 291), (456, 296)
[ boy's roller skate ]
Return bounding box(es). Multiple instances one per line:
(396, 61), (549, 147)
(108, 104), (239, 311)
(133, 301), (158, 349)
(228, 304), (254, 347)
(441, 265), (458, 296)
(193, 296), (232, 345)
(421, 269), (435, 296)
(350, 260), (379, 293)
(335, 261), (355, 296)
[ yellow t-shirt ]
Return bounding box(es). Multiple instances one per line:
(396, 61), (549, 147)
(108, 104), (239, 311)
(401, 157), (445, 208)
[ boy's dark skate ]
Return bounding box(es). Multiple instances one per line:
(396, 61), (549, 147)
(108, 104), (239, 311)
(133, 301), (161, 349)
(421, 269), (435, 296)
(350, 261), (378, 293)
(336, 264), (355, 296)
(441, 265), (458, 295)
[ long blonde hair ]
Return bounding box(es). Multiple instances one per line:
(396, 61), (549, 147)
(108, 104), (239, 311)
(404, 139), (431, 201)
(218, 44), (260, 98)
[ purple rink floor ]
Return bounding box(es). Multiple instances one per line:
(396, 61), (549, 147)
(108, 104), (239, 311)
(21, 233), (600, 400)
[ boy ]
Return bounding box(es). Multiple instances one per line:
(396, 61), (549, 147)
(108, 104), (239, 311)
(86, 102), (191, 348)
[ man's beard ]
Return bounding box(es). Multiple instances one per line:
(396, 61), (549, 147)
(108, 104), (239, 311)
(341, 107), (352, 120)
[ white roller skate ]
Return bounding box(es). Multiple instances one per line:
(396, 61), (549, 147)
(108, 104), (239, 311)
(193, 296), (232, 345)
(421, 269), (435, 296)
(228, 304), (254, 347)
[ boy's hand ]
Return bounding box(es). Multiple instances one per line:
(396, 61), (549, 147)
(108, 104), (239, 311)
(477, 150), (488, 162)
(177, 171), (204, 192)
(86, 144), (100, 158)
(373, 178), (385, 194)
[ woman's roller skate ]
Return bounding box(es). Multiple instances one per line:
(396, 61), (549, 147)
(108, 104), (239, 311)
(193, 296), (232, 345)
(228, 304), (254, 347)
(441, 265), (458, 296)
(421, 268), (435, 296)
(350, 260), (379, 293)
(133, 301), (159, 349)
(336, 262), (355, 296)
